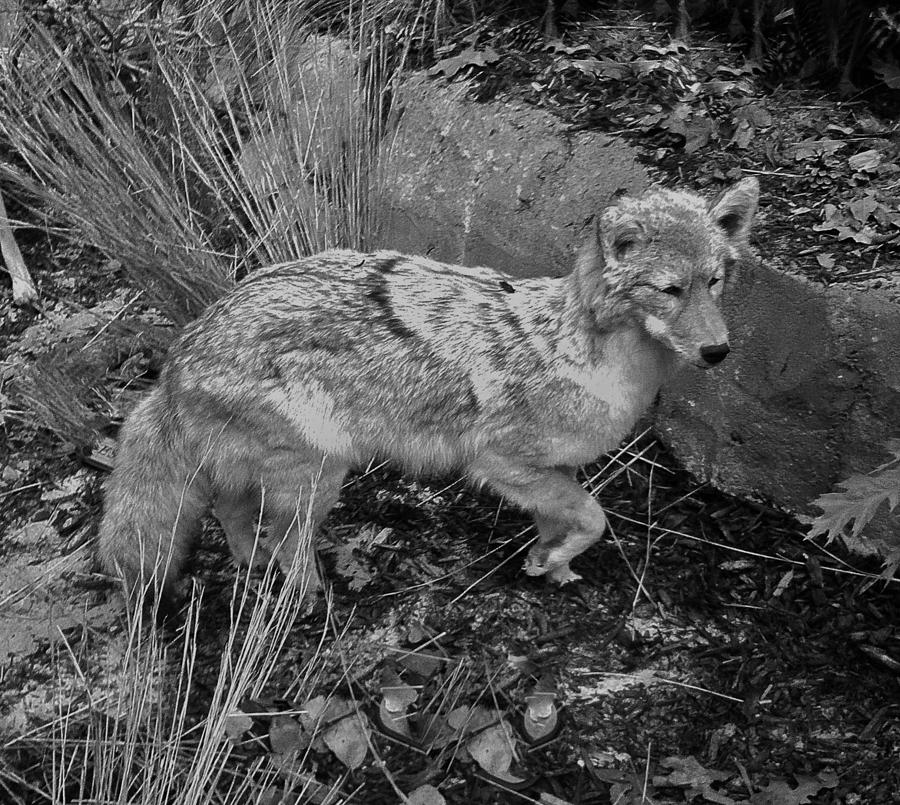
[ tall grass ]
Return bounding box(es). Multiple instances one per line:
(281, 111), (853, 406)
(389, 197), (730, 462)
(0, 1), (538, 799)
(0, 0), (437, 446)
(0, 4), (438, 797)
(4, 497), (345, 804)
(0, 19), (228, 325)
(0, 0), (430, 324)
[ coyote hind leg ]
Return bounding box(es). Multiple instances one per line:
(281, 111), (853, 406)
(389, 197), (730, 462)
(214, 488), (272, 570)
(263, 455), (348, 598)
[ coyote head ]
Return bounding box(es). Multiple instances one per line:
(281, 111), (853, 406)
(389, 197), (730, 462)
(575, 177), (759, 368)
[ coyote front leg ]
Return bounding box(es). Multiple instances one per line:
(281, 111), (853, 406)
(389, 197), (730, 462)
(471, 457), (608, 583)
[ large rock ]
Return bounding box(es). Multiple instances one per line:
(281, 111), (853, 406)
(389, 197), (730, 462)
(655, 262), (900, 553)
(382, 76), (645, 276)
(382, 75), (900, 553)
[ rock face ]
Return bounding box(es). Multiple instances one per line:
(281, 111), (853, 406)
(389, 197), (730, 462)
(382, 76), (646, 277)
(655, 263), (900, 553)
(382, 75), (900, 553)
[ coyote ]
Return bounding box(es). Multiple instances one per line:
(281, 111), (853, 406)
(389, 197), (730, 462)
(97, 178), (758, 606)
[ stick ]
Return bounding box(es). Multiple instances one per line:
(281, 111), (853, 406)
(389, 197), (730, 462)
(0, 186), (37, 304)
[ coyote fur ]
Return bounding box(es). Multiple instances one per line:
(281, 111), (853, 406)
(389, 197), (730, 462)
(97, 178), (759, 605)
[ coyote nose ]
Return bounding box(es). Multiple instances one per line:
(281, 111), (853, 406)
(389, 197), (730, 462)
(700, 343), (730, 365)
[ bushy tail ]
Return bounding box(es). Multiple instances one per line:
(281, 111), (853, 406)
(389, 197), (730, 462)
(96, 386), (209, 607)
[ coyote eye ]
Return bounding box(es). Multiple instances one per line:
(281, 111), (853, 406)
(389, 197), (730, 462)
(708, 277), (721, 289)
(661, 285), (683, 297)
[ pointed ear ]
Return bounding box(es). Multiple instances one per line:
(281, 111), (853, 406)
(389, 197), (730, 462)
(598, 209), (646, 265)
(709, 177), (759, 241)
(576, 219), (603, 271)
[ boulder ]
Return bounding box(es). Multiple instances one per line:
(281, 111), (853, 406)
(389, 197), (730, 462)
(382, 76), (645, 276)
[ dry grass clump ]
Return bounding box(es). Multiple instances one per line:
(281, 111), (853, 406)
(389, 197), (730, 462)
(0, 0), (435, 443)
(2, 508), (340, 804)
(0, 0), (418, 324)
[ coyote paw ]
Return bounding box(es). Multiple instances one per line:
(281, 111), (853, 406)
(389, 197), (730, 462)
(232, 542), (274, 572)
(524, 556), (548, 577)
(523, 557), (582, 585)
(545, 564), (582, 585)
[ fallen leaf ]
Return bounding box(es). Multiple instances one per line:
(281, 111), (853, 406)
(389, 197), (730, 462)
(326, 526), (391, 591)
(543, 39), (592, 56)
(815, 254), (835, 269)
(224, 711), (254, 742)
(772, 568), (795, 597)
(653, 755), (734, 804)
(586, 58), (628, 80)
(467, 717), (526, 784)
(299, 695), (327, 730)
(702, 79), (738, 96)
(848, 149), (882, 173)
(447, 705), (527, 771)
(731, 119), (755, 150)
(381, 668), (419, 711)
(447, 704), (492, 734)
(297, 694), (342, 753)
(406, 621), (429, 643)
(428, 46), (500, 78)
(399, 649), (443, 677)
(684, 117), (714, 154)
(632, 59), (663, 78)
(734, 101), (772, 127)
(9, 521), (57, 547)
(539, 794), (574, 805)
(323, 711), (369, 769)
(567, 57), (606, 78)
(269, 714), (306, 755)
(802, 441), (900, 541)
(379, 666), (418, 738)
(839, 226), (876, 244)
(419, 714), (457, 750)
(407, 784), (446, 805)
(749, 770), (838, 804)
(849, 194), (880, 223)
(786, 138), (846, 160)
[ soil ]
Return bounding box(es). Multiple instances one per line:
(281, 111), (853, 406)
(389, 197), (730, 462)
(1, 7), (899, 805)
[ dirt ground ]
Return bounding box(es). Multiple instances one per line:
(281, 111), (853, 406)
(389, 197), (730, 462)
(2, 7), (900, 805)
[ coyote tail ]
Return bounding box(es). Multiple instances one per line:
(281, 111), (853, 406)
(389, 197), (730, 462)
(96, 386), (208, 606)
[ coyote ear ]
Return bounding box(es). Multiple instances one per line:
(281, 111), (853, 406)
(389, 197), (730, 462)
(599, 211), (645, 264)
(709, 177), (759, 241)
(575, 219), (604, 276)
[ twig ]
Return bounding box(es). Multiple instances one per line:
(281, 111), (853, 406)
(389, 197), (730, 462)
(586, 671), (748, 704)
(0, 186), (37, 304)
(741, 168), (805, 178)
(80, 289), (143, 351)
(828, 264), (900, 283)
(610, 510), (899, 585)
(0, 481), (41, 499)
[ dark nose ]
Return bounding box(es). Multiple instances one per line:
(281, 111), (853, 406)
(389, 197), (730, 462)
(700, 343), (730, 365)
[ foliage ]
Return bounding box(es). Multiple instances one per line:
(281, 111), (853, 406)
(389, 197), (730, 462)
(514, 25), (767, 156)
(803, 440), (900, 572)
(667, 0), (900, 94)
(787, 0), (900, 93)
